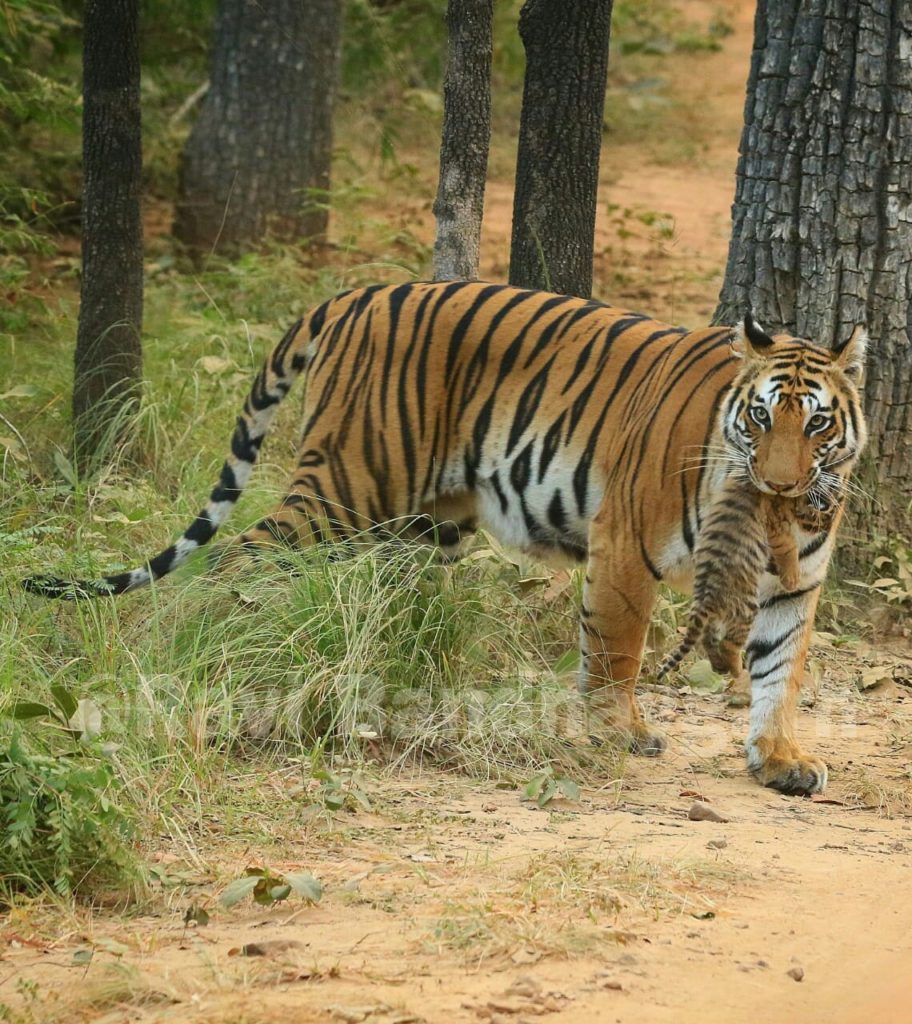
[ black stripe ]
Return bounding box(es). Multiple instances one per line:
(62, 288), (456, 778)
(445, 283), (506, 379)
(506, 357), (555, 455)
(745, 623), (801, 664)
(759, 583), (820, 609)
(183, 512), (216, 546)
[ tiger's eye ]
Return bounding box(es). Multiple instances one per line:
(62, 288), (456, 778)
(750, 406), (770, 428)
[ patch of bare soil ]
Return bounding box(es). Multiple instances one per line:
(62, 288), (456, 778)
(3, 637), (911, 1024)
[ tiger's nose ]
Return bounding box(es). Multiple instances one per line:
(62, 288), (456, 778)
(765, 480), (799, 494)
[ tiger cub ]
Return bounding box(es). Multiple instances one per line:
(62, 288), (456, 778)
(656, 481), (801, 682)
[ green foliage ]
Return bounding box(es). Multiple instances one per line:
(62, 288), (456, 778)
(341, 0), (447, 94)
(0, 1), (80, 225)
(524, 765), (581, 808)
(612, 0), (731, 56)
(0, 713), (135, 897)
(220, 865), (322, 909)
(847, 536), (912, 607)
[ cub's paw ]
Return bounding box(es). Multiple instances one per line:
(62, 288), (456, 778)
(747, 740), (827, 795)
(725, 669), (752, 708)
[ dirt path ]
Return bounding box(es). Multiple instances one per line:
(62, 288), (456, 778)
(480, 0), (756, 328)
(4, 645), (910, 1024)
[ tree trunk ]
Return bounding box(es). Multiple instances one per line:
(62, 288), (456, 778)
(508, 0), (613, 298)
(431, 0), (492, 282)
(174, 0), (342, 255)
(715, 0), (912, 540)
(74, 0), (143, 467)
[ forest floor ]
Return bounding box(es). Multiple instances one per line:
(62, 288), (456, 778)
(4, 652), (912, 1024)
(3, 2), (912, 1022)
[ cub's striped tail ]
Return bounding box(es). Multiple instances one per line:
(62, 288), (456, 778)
(23, 305), (331, 600)
(655, 614), (706, 681)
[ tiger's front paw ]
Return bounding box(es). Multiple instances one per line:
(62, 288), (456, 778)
(747, 738), (827, 795)
(628, 726), (667, 757)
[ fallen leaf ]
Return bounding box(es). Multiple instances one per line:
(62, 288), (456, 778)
(327, 1005), (389, 1023)
(686, 659), (726, 693)
(183, 906), (210, 927)
(230, 939), (305, 958)
(856, 665), (892, 691)
(688, 800), (730, 823)
(96, 938), (130, 956)
(198, 355), (233, 374)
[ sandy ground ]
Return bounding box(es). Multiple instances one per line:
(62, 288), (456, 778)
(3, 639), (911, 1023)
(4, 3), (912, 1022)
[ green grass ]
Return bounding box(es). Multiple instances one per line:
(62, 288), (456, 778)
(0, 256), (624, 896)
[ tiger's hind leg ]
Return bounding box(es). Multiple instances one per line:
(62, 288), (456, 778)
(412, 493), (478, 562)
(234, 447), (390, 560)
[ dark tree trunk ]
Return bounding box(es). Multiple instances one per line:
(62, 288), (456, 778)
(508, 0), (613, 298)
(74, 0), (143, 467)
(715, 0), (912, 539)
(432, 0), (492, 282)
(174, 0), (342, 255)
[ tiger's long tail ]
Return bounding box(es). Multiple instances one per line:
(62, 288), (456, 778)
(22, 302), (334, 600)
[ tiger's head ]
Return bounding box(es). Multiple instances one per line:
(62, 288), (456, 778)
(720, 314), (868, 504)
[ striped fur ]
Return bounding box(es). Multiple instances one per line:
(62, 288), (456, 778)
(656, 483), (805, 682)
(23, 285), (868, 794)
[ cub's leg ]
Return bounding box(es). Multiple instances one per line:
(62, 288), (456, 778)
(706, 639), (743, 677)
(769, 530), (801, 591)
(745, 587), (826, 794)
(707, 606), (754, 678)
(579, 523), (664, 756)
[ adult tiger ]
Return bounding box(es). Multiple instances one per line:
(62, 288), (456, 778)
(25, 282), (868, 795)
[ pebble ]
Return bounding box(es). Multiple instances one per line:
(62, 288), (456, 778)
(787, 966), (805, 982)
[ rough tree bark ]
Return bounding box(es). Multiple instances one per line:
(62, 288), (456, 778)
(431, 0), (492, 282)
(715, 0), (912, 538)
(173, 0), (342, 255)
(74, 0), (143, 467)
(509, 0), (613, 298)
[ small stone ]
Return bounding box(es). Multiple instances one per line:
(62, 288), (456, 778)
(688, 801), (730, 823)
(707, 837), (728, 849)
(787, 966), (805, 982)
(487, 1000), (524, 1014)
(506, 978), (541, 999)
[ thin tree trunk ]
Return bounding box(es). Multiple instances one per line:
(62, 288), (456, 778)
(715, 0), (912, 539)
(74, 0), (143, 467)
(174, 0), (342, 255)
(432, 0), (492, 282)
(509, 0), (613, 298)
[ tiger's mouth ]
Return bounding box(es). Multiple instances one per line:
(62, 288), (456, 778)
(748, 467), (814, 498)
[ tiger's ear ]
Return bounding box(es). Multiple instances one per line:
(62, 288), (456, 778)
(731, 312), (775, 358)
(832, 324), (867, 383)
